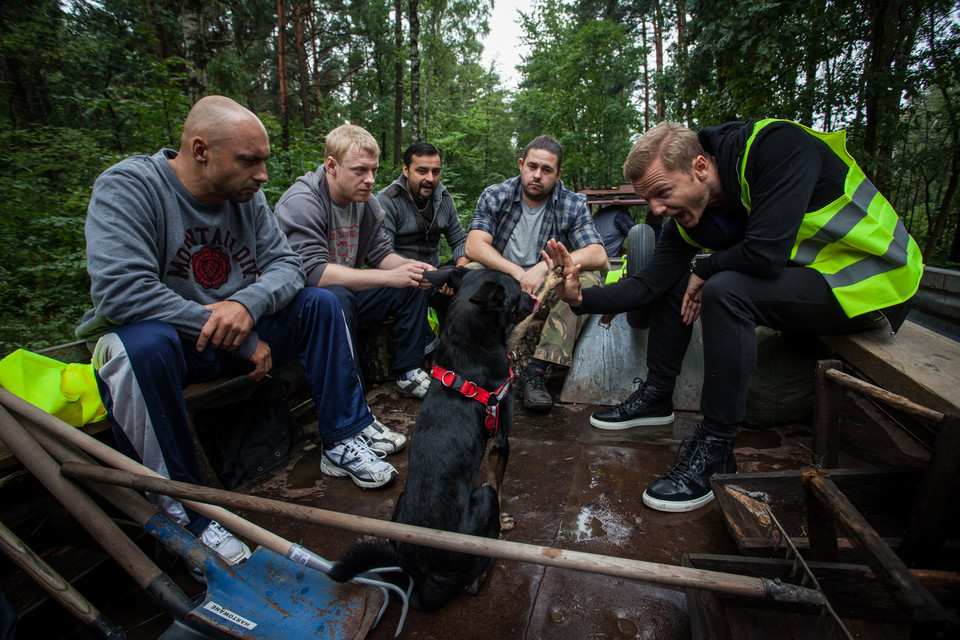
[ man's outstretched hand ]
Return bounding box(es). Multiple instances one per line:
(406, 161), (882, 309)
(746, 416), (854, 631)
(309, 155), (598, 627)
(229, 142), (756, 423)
(542, 238), (583, 306)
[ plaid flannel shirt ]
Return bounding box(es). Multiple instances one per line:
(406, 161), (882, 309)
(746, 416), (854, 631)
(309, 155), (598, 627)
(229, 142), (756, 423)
(469, 176), (602, 255)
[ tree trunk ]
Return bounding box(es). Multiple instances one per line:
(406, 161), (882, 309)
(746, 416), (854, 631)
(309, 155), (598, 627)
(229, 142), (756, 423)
(293, 1), (311, 131)
(925, 91), (960, 261)
(653, 0), (664, 120)
(276, 0), (290, 150)
(307, 8), (323, 124)
(394, 0), (403, 167)
(409, 0), (422, 142)
(862, 0), (921, 193)
(180, 0), (207, 102)
(641, 18), (649, 130)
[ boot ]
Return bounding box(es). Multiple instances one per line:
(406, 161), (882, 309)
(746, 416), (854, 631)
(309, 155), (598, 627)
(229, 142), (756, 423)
(518, 365), (552, 411)
(642, 424), (736, 512)
(590, 378), (674, 429)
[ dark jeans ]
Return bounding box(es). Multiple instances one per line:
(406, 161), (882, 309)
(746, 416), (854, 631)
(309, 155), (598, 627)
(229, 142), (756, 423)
(646, 267), (884, 439)
(323, 285), (430, 383)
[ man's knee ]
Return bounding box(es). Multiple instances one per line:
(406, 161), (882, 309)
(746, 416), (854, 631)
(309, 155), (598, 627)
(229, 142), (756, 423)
(701, 272), (744, 309)
(97, 320), (183, 365)
(297, 286), (344, 315)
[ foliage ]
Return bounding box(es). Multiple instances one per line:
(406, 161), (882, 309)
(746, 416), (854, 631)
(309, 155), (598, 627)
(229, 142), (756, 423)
(514, 0), (643, 190)
(1, 0), (959, 357)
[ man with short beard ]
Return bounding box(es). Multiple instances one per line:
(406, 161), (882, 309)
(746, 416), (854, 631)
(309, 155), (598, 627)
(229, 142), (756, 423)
(377, 142), (469, 269)
(465, 135), (607, 412)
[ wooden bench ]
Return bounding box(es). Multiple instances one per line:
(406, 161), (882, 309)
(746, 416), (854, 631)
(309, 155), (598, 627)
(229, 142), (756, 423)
(818, 319), (960, 417)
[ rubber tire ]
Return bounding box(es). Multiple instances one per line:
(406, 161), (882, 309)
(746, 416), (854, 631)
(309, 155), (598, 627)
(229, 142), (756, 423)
(626, 224), (656, 329)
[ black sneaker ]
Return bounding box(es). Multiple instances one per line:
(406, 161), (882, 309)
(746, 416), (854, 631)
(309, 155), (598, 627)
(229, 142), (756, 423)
(519, 367), (552, 411)
(642, 424), (736, 512)
(589, 378), (674, 429)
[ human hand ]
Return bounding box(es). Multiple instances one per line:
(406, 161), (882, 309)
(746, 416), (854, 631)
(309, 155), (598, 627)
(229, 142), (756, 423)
(681, 273), (705, 325)
(388, 261), (432, 289)
(197, 300), (254, 351)
(519, 261), (549, 296)
(542, 239), (583, 306)
(247, 339), (272, 381)
(418, 263), (436, 290)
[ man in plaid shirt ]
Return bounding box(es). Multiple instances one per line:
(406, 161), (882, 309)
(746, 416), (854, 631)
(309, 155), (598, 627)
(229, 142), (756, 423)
(465, 135), (606, 411)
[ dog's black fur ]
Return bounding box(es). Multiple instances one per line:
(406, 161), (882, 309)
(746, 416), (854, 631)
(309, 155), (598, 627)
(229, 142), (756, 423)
(328, 267), (536, 611)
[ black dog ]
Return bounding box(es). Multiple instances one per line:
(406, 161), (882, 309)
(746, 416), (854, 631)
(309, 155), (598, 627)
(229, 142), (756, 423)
(329, 267), (536, 610)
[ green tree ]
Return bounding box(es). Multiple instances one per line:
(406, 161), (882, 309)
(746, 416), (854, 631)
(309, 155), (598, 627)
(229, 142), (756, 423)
(514, 0), (642, 189)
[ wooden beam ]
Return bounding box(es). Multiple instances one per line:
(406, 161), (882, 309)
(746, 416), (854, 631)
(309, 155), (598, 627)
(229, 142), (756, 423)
(819, 321), (960, 415)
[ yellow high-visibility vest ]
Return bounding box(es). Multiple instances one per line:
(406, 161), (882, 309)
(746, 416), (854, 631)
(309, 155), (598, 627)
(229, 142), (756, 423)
(678, 119), (923, 317)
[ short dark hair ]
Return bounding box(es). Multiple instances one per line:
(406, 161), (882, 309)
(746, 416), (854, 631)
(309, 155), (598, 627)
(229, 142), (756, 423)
(403, 142), (442, 167)
(522, 135), (563, 169)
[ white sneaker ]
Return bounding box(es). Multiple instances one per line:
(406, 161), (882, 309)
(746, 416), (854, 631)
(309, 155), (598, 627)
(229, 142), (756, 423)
(198, 520), (252, 565)
(361, 418), (408, 455)
(321, 435), (398, 489)
(397, 367), (431, 399)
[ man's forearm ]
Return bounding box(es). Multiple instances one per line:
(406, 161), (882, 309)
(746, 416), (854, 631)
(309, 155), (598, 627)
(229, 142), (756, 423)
(568, 244), (608, 271)
(465, 236), (523, 278)
(316, 263), (388, 291)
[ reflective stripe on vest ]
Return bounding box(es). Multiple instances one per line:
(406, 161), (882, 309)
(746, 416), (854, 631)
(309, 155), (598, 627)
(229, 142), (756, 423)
(676, 119), (921, 317)
(742, 119), (922, 316)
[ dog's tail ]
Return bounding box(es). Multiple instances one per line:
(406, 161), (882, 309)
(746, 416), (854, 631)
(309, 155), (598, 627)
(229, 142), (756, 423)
(328, 538), (399, 583)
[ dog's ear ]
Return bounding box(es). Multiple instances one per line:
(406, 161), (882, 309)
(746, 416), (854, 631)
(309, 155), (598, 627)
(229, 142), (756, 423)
(424, 266), (468, 292)
(469, 281), (506, 310)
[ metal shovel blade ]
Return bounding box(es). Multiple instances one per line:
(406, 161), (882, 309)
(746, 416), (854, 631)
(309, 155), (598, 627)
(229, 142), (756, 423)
(559, 313), (704, 410)
(146, 514), (369, 640)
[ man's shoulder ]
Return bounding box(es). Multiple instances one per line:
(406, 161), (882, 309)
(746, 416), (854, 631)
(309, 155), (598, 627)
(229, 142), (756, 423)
(479, 176), (520, 202)
(552, 180), (587, 209)
(97, 150), (169, 183)
(276, 170), (323, 209)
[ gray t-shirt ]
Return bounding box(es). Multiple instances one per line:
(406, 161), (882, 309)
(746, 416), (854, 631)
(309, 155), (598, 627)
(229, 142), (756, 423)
(328, 200), (362, 267)
(503, 198), (547, 268)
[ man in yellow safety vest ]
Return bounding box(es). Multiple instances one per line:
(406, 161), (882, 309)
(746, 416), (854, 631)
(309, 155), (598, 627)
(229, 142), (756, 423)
(546, 119), (923, 513)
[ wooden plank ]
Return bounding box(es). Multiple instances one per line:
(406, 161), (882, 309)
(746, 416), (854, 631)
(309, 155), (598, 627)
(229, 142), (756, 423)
(819, 320), (960, 415)
(900, 414), (960, 567)
(808, 475), (958, 633)
(813, 360), (843, 468)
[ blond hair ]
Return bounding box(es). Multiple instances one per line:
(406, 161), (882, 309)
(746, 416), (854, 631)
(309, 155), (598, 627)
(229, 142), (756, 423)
(622, 122), (705, 182)
(325, 124), (379, 164)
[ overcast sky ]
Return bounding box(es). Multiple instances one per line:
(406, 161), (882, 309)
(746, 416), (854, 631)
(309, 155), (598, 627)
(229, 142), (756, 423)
(480, 1), (530, 91)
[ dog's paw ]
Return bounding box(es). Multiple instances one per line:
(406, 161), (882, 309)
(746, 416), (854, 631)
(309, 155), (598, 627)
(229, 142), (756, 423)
(499, 512), (515, 531)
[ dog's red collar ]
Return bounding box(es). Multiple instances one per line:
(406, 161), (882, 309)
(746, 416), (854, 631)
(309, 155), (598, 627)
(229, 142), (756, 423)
(430, 361), (514, 437)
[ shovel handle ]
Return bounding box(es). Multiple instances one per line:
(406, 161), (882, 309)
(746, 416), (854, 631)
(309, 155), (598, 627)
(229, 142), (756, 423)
(61, 461), (827, 606)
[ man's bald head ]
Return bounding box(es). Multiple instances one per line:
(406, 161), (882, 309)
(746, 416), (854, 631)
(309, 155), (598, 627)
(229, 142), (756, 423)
(180, 96), (266, 151)
(171, 95), (270, 205)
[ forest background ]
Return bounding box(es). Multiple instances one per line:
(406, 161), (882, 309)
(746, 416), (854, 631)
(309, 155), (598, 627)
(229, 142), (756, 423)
(1, 0), (959, 357)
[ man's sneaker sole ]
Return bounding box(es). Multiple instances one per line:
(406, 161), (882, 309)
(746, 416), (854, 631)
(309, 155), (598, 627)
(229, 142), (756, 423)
(642, 487), (715, 512)
(320, 454), (397, 489)
(397, 386), (427, 399)
(589, 411), (675, 430)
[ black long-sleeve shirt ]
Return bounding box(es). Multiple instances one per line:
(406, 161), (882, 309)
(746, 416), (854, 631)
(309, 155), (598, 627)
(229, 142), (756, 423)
(580, 120), (849, 315)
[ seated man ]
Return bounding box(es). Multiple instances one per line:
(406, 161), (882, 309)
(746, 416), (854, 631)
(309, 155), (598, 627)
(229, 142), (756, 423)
(275, 125), (435, 399)
(465, 135), (607, 411)
(377, 142), (469, 269)
(77, 97), (405, 574)
(547, 119), (922, 513)
(592, 205), (636, 258)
